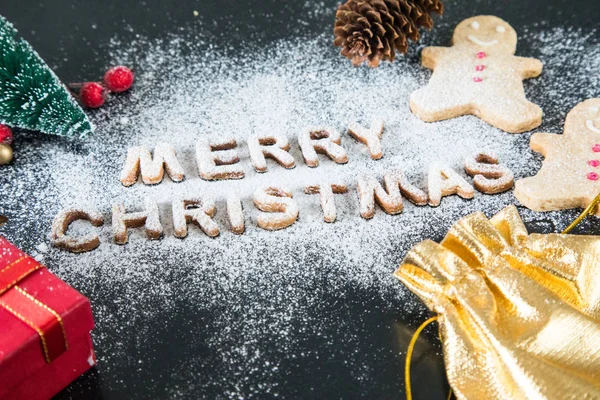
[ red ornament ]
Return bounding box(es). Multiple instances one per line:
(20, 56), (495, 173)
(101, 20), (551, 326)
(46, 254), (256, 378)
(103, 66), (134, 93)
(79, 82), (106, 108)
(589, 160), (600, 167)
(593, 144), (600, 153)
(587, 172), (599, 181)
(476, 51), (487, 58)
(473, 77), (483, 83)
(475, 64), (485, 71)
(0, 125), (13, 145)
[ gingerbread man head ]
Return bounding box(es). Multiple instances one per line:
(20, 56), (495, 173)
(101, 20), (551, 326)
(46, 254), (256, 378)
(564, 98), (600, 136)
(452, 16), (518, 55)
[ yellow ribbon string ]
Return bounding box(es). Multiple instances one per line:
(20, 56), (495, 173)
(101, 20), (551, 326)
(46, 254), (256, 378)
(562, 192), (600, 233)
(405, 315), (439, 400)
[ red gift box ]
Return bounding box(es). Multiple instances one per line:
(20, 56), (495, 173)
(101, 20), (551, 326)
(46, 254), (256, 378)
(0, 236), (96, 400)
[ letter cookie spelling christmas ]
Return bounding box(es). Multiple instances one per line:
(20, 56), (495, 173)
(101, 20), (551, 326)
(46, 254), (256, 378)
(410, 16), (543, 133)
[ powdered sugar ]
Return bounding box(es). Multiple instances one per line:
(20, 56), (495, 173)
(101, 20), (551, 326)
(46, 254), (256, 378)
(0, 22), (598, 397)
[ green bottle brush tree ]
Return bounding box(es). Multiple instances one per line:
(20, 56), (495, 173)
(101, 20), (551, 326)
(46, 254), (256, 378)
(0, 15), (93, 137)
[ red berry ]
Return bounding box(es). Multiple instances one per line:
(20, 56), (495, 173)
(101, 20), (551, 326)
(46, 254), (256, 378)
(0, 125), (13, 145)
(80, 82), (106, 108)
(103, 66), (134, 93)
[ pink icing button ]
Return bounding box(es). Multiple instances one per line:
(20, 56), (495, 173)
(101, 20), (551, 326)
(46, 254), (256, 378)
(475, 65), (485, 71)
(587, 172), (599, 181)
(593, 144), (600, 152)
(589, 160), (600, 167)
(473, 77), (483, 83)
(476, 51), (486, 58)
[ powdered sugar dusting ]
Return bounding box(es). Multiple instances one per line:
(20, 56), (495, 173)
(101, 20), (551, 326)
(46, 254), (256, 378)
(0, 23), (598, 397)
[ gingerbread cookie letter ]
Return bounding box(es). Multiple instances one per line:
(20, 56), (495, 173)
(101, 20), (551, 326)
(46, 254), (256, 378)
(305, 182), (348, 223)
(196, 138), (245, 181)
(120, 143), (185, 186)
(428, 165), (474, 206)
(254, 186), (299, 230)
(357, 170), (428, 219)
(227, 194), (245, 234)
(51, 208), (104, 253)
(348, 119), (384, 160)
(173, 197), (220, 238)
(248, 133), (295, 172)
(410, 16), (543, 133)
(298, 128), (348, 167)
(515, 99), (600, 215)
(112, 198), (163, 244)
(465, 151), (514, 194)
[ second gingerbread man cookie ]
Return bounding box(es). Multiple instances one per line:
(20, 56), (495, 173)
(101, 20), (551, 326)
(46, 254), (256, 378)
(410, 15), (543, 133)
(515, 99), (600, 215)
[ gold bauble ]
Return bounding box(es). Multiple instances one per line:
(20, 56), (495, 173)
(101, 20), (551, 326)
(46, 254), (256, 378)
(0, 143), (13, 165)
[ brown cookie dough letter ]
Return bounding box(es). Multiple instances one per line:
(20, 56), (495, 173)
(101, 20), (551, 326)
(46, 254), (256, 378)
(172, 197), (220, 238)
(305, 182), (348, 223)
(120, 142), (185, 186)
(112, 198), (163, 244)
(248, 133), (296, 172)
(196, 138), (245, 181)
(357, 170), (428, 219)
(51, 208), (104, 253)
(298, 127), (348, 167)
(253, 186), (299, 230)
(465, 151), (514, 194)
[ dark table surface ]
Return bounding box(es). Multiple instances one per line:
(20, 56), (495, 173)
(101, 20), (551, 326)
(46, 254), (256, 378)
(1, 0), (599, 399)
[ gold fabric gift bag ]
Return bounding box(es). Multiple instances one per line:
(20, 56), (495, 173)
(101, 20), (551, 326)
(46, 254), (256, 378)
(395, 205), (600, 400)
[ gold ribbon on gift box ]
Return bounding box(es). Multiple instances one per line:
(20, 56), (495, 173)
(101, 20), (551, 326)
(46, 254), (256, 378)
(395, 204), (600, 400)
(0, 250), (68, 363)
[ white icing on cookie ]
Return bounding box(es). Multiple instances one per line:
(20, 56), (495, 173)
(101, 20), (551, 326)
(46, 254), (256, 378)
(586, 119), (600, 133)
(496, 25), (506, 33)
(467, 35), (499, 46)
(471, 21), (480, 30)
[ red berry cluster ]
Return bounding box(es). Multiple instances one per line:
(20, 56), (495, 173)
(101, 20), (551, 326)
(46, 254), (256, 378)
(72, 66), (135, 109)
(0, 125), (13, 146)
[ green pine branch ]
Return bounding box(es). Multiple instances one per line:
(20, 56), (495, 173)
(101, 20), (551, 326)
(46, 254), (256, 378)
(0, 15), (93, 138)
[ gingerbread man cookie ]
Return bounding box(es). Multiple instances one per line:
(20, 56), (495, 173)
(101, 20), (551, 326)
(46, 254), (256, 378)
(410, 15), (543, 133)
(515, 99), (600, 215)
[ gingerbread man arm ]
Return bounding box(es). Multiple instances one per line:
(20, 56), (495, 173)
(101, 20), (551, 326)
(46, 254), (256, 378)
(421, 46), (450, 70)
(514, 56), (543, 79)
(529, 132), (561, 156)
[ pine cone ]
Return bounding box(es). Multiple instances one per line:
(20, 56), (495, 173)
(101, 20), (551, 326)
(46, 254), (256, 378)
(333, 0), (444, 67)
